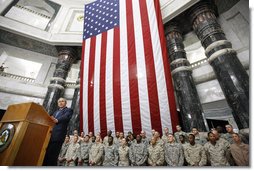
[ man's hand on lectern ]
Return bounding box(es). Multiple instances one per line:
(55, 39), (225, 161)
(50, 116), (58, 123)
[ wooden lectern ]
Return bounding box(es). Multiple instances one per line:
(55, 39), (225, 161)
(0, 102), (55, 166)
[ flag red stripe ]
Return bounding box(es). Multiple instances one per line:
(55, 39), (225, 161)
(113, 27), (124, 133)
(99, 32), (108, 137)
(87, 37), (96, 133)
(80, 41), (86, 132)
(139, 0), (162, 134)
(126, 0), (142, 135)
(153, 0), (179, 132)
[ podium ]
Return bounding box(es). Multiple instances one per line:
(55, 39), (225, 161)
(0, 102), (55, 166)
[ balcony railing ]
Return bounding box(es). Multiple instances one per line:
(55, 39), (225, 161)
(0, 71), (35, 83)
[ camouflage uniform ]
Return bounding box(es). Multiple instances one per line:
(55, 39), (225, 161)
(174, 131), (187, 143)
(194, 134), (207, 146)
(64, 142), (80, 166)
(118, 145), (130, 166)
(129, 143), (148, 166)
(128, 139), (137, 147)
(147, 144), (164, 166)
(114, 137), (120, 148)
(103, 144), (119, 166)
(164, 142), (184, 166)
(204, 141), (230, 166)
(156, 138), (164, 148)
(103, 136), (109, 146)
(89, 143), (104, 166)
(217, 137), (234, 165)
(142, 137), (149, 147)
(78, 141), (92, 166)
(162, 134), (168, 143)
(184, 143), (207, 166)
(57, 142), (70, 166)
(222, 133), (234, 144)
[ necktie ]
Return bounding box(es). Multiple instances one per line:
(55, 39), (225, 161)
(55, 110), (60, 118)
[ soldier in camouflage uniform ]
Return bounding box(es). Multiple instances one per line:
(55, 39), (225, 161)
(114, 131), (120, 148)
(65, 134), (80, 166)
(89, 132), (94, 143)
(204, 132), (230, 166)
(89, 135), (104, 166)
(103, 136), (119, 166)
(127, 133), (136, 147)
(78, 135), (92, 166)
(164, 133), (184, 166)
(151, 129), (156, 137)
(191, 127), (207, 145)
(103, 130), (112, 146)
(140, 130), (149, 147)
(211, 129), (233, 165)
(129, 135), (148, 166)
(147, 136), (164, 166)
(118, 138), (130, 166)
(179, 135), (187, 149)
(57, 135), (70, 166)
(230, 133), (249, 166)
(162, 127), (169, 143)
(154, 131), (164, 147)
(184, 134), (207, 166)
(174, 125), (187, 143)
(222, 124), (234, 144)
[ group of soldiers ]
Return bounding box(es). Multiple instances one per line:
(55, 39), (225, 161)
(57, 124), (249, 167)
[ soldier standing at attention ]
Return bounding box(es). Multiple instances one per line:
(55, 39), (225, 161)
(103, 130), (112, 146)
(57, 135), (70, 166)
(65, 134), (80, 166)
(114, 132), (120, 148)
(174, 125), (187, 143)
(222, 124), (235, 144)
(164, 133), (184, 166)
(129, 135), (148, 166)
(78, 135), (92, 166)
(89, 135), (104, 166)
(118, 138), (130, 166)
(103, 136), (119, 166)
(154, 131), (164, 148)
(140, 130), (149, 147)
(147, 136), (164, 166)
(179, 135), (187, 149)
(191, 127), (207, 145)
(151, 129), (156, 137)
(211, 129), (233, 165)
(127, 133), (136, 147)
(184, 134), (207, 166)
(204, 132), (230, 166)
(118, 132), (124, 145)
(88, 132), (94, 142)
(162, 127), (170, 143)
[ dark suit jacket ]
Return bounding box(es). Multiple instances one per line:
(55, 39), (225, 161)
(50, 107), (73, 143)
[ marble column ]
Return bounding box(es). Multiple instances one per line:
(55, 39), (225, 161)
(43, 47), (77, 115)
(165, 23), (208, 132)
(68, 71), (80, 134)
(188, 1), (249, 129)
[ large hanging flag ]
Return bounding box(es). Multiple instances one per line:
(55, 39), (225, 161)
(80, 0), (178, 138)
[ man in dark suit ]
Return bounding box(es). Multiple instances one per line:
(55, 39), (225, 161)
(43, 97), (73, 166)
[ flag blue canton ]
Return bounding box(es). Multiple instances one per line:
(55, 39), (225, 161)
(83, 0), (119, 39)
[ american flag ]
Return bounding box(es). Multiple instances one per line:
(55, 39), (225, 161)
(80, 0), (178, 138)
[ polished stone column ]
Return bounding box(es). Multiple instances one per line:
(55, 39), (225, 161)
(188, 1), (249, 129)
(43, 47), (77, 115)
(68, 71), (80, 134)
(165, 23), (208, 132)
